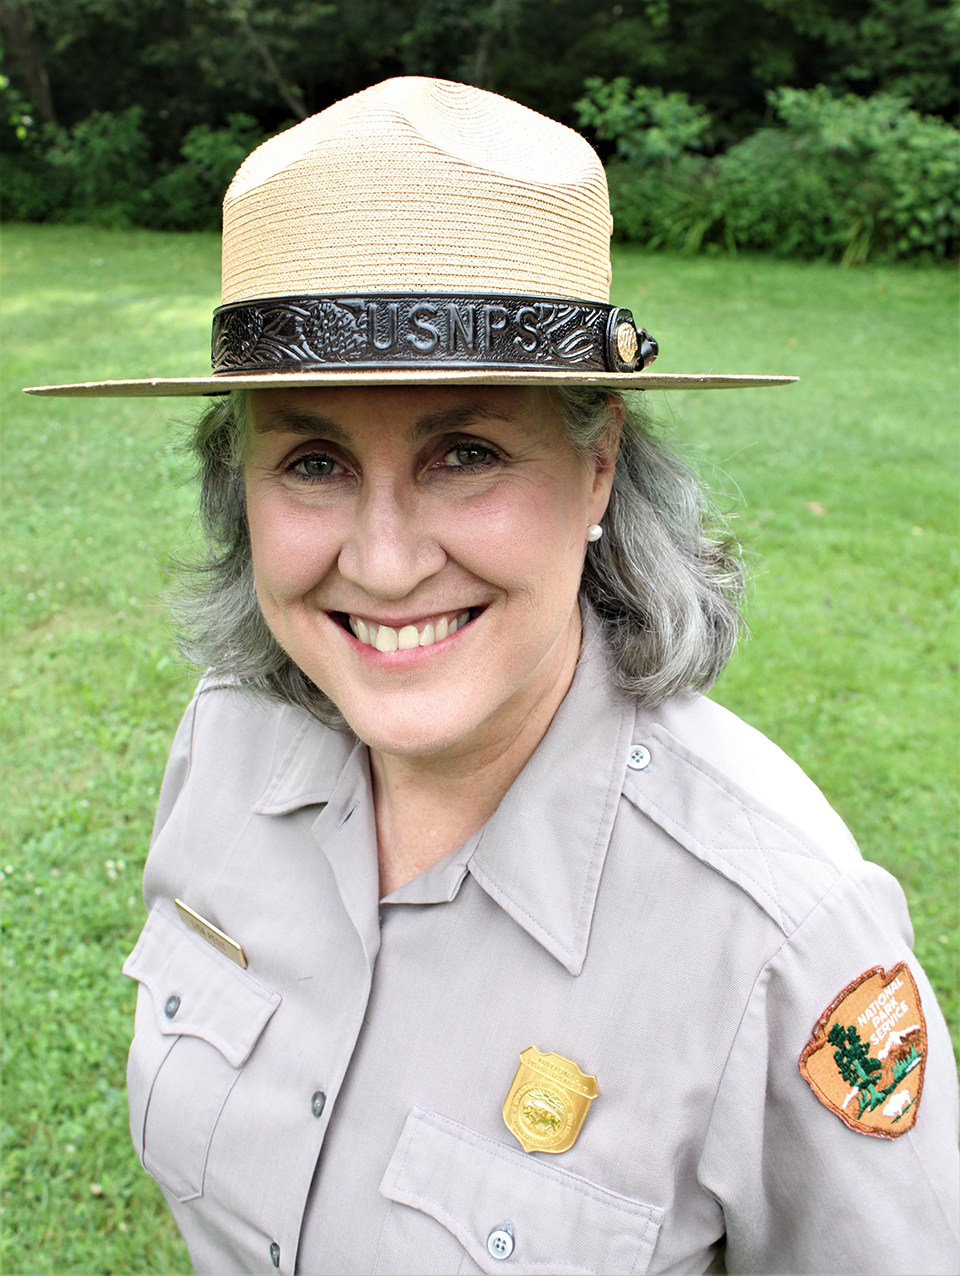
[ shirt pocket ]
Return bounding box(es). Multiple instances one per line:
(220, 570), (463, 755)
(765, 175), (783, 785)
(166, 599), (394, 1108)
(122, 900), (281, 1203)
(378, 1106), (664, 1276)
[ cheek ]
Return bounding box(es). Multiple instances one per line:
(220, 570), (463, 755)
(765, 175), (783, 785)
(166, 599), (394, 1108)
(445, 475), (588, 601)
(246, 490), (339, 605)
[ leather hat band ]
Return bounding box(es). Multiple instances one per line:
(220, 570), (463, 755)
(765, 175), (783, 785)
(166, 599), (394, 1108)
(212, 293), (658, 376)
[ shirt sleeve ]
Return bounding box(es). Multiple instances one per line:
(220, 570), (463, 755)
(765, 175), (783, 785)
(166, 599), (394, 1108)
(698, 859), (960, 1276)
(149, 685), (201, 845)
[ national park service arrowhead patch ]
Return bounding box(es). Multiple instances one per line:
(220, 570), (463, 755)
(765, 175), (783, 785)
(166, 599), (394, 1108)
(799, 964), (927, 1138)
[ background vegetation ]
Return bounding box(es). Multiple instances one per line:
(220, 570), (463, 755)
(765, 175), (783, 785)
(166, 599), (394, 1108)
(1, 0), (958, 258)
(1, 224), (957, 1270)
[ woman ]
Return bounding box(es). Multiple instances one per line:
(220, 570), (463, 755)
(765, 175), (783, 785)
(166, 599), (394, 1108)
(27, 77), (958, 1275)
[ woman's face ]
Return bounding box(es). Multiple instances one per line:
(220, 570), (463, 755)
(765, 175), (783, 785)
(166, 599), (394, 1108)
(244, 385), (617, 760)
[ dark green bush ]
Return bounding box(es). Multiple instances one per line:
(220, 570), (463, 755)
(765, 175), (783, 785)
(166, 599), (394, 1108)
(0, 93), (266, 230)
(580, 82), (959, 262)
(151, 115), (267, 231)
(721, 88), (960, 262)
(44, 107), (155, 228)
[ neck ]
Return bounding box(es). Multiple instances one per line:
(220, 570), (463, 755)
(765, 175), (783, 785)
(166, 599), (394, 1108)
(370, 609), (582, 897)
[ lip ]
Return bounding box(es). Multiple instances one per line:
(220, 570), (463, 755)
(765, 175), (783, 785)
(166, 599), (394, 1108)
(331, 605), (486, 657)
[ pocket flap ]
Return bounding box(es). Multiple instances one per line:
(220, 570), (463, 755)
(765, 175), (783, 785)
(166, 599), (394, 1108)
(122, 901), (281, 1068)
(380, 1107), (664, 1276)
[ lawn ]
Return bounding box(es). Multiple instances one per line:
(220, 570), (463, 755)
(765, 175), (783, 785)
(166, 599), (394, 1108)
(2, 224), (957, 1272)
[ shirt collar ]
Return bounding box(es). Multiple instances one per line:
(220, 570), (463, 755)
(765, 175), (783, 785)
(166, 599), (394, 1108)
(464, 610), (634, 974)
(252, 608), (635, 976)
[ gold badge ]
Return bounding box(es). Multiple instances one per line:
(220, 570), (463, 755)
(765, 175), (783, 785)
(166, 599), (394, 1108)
(503, 1047), (598, 1154)
(799, 963), (927, 1138)
(175, 899), (248, 968)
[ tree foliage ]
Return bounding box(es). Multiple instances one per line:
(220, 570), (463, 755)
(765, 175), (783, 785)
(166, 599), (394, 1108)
(0, 0), (956, 250)
(591, 84), (959, 262)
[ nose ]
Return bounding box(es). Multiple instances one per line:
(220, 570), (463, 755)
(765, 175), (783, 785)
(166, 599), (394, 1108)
(337, 479), (446, 601)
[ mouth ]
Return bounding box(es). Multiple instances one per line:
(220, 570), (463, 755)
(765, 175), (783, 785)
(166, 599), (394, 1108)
(338, 608), (482, 652)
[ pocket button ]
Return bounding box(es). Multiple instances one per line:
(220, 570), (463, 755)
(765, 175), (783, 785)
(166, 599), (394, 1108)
(487, 1227), (514, 1260)
(163, 994), (181, 1019)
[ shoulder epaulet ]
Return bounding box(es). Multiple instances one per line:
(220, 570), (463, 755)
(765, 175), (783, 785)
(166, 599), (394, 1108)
(621, 722), (841, 935)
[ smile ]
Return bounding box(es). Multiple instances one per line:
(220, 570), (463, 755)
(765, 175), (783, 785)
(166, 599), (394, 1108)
(346, 610), (475, 652)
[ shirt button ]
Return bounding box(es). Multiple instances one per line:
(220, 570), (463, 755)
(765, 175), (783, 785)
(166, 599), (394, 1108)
(627, 744), (652, 771)
(311, 1090), (326, 1118)
(163, 994), (181, 1019)
(269, 1240), (280, 1268)
(487, 1227), (514, 1259)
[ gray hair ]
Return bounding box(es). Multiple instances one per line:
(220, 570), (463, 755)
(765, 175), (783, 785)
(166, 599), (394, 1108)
(172, 387), (744, 721)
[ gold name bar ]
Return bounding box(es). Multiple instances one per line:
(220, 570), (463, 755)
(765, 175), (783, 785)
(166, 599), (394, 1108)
(175, 899), (248, 968)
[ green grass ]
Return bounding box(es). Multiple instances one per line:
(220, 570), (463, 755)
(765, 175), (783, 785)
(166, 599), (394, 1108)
(1, 224), (957, 1272)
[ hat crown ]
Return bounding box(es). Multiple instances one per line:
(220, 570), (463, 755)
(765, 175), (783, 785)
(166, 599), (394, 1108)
(221, 76), (613, 305)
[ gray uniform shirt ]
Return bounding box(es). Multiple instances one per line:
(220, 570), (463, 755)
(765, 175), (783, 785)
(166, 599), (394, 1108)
(124, 621), (960, 1275)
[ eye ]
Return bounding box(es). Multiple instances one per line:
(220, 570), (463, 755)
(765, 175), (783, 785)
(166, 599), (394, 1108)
(439, 442), (498, 470)
(288, 452), (344, 481)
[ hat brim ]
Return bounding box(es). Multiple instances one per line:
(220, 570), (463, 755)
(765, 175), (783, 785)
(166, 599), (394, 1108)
(23, 370), (797, 397)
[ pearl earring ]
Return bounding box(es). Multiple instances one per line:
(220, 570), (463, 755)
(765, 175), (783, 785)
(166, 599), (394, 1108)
(586, 524), (603, 542)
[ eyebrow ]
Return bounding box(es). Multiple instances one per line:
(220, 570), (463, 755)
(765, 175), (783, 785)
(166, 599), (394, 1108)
(253, 401), (515, 443)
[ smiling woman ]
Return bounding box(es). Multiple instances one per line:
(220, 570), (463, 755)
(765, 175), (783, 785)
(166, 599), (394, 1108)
(178, 381), (741, 892)
(24, 76), (958, 1276)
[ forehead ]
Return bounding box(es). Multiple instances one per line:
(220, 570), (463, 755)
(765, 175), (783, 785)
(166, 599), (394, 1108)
(247, 385), (559, 443)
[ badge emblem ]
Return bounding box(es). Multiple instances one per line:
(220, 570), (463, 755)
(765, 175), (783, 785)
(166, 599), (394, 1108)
(503, 1047), (598, 1154)
(799, 963), (927, 1138)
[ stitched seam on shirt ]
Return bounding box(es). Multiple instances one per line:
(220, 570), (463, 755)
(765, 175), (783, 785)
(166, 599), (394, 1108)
(139, 904), (280, 1062)
(254, 713), (314, 810)
(696, 871), (858, 1199)
(630, 1212), (654, 1275)
(626, 786), (786, 929)
(468, 700), (632, 968)
(409, 1112), (659, 1226)
(393, 1183), (600, 1275)
(650, 731), (821, 860)
(468, 861), (575, 962)
(572, 700), (631, 953)
(743, 807), (785, 930)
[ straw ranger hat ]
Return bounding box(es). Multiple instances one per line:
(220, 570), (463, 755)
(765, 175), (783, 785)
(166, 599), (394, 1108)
(25, 77), (795, 398)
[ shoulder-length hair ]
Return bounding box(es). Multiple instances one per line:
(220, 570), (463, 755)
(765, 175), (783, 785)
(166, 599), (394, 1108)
(172, 387), (744, 722)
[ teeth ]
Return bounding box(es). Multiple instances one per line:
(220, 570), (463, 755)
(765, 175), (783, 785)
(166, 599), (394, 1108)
(348, 610), (473, 652)
(375, 624), (398, 652)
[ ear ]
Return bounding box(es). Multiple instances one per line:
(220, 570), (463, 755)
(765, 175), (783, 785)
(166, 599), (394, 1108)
(589, 395), (623, 511)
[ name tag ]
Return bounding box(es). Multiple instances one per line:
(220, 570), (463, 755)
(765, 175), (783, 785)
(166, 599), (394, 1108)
(175, 898), (248, 968)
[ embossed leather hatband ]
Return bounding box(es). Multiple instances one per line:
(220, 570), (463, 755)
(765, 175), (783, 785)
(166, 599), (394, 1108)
(212, 293), (658, 377)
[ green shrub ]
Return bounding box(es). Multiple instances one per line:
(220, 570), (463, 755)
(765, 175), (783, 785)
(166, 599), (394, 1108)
(576, 76), (712, 167)
(583, 82), (959, 262)
(606, 156), (724, 254)
(0, 105), (266, 230)
(43, 107), (155, 228)
(721, 88), (960, 263)
(151, 115), (267, 231)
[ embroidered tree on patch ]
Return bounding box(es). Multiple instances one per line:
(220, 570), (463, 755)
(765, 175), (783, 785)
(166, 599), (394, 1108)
(828, 1022), (884, 1116)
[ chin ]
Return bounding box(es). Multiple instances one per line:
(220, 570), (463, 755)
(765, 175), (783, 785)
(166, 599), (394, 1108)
(334, 695), (489, 758)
